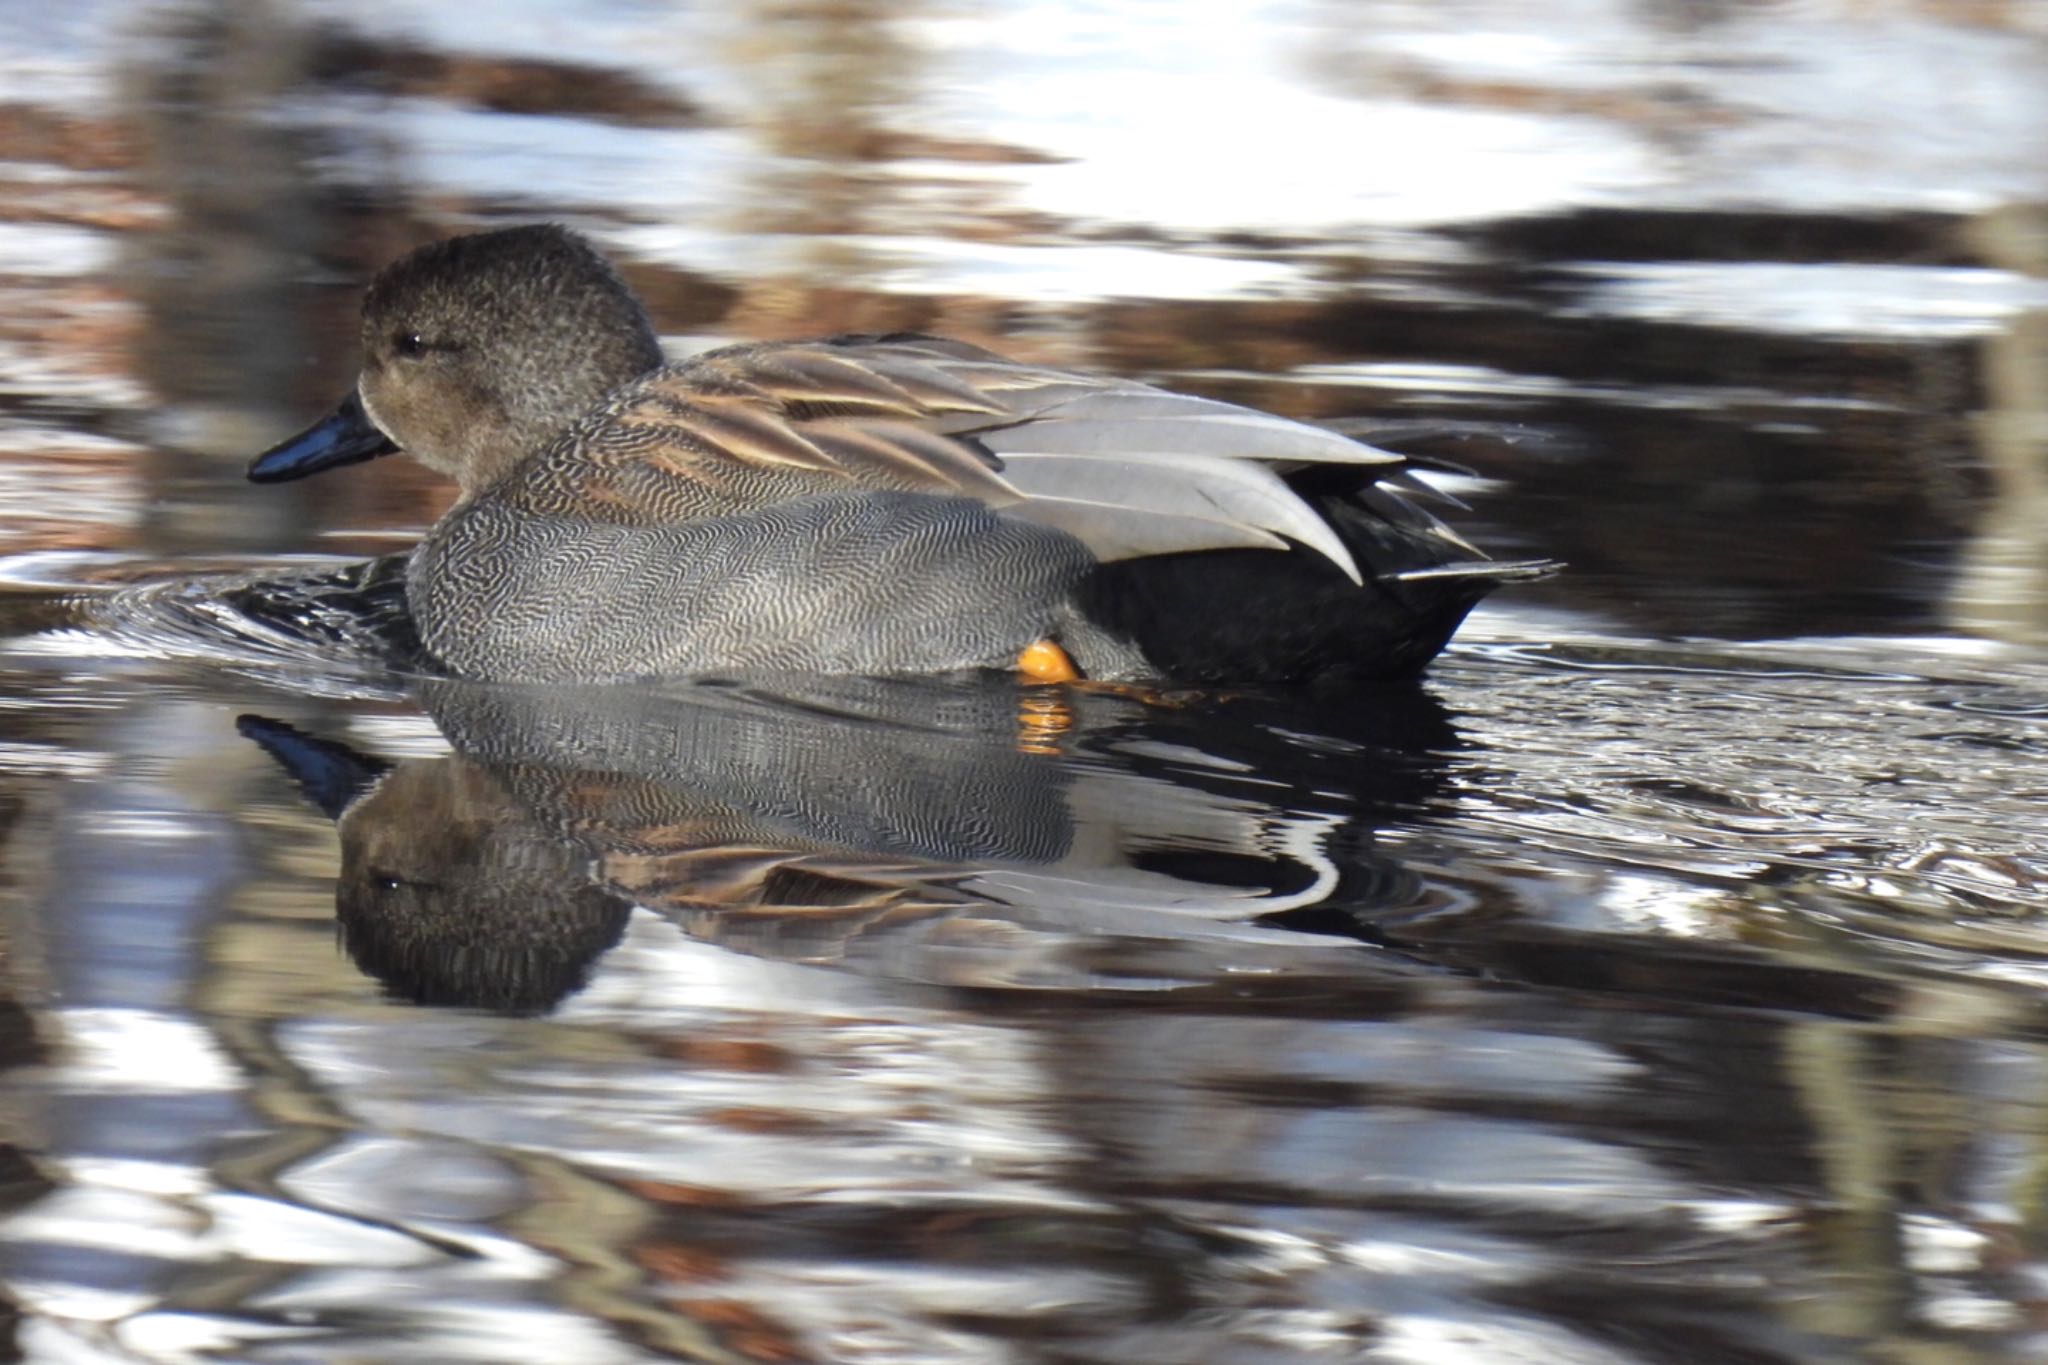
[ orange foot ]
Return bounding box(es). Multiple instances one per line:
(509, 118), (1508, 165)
(1016, 639), (1080, 684)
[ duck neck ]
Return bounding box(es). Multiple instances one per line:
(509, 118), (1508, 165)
(452, 438), (548, 500)
(451, 351), (660, 500)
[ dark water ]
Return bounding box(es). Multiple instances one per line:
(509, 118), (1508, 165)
(4, 2), (2048, 1362)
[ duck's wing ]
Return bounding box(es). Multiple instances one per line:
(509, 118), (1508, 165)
(586, 335), (1412, 581)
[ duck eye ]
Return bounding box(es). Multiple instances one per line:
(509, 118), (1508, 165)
(393, 332), (427, 359)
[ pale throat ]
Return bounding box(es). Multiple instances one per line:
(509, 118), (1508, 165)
(359, 381), (540, 500)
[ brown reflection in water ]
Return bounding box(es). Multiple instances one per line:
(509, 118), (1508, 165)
(712, 0), (1075, 350)
(1954, 202), (2048, 645)
(717, 0), (922, 332)
(0, 790), (53, 1360)
(305, 28), (706, 128)
(0, 88), (154, 554)
(115, 1), (405, 553)
(483, 975), (2048, 1363)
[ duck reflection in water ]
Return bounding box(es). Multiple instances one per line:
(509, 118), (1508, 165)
(240, 675), (1459, 1013)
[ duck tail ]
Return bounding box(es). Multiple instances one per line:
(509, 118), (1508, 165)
(1386, 558), (1561, 584)
(1068, 463), (1556, 686)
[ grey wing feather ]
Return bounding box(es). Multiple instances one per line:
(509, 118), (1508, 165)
(1002, 497), (1288, 561)
(994, 451), (1360, 582)
(964, 384), (1403, 583)
(980, 398), (1403, 467)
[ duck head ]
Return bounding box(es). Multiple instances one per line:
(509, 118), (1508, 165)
(248, 224), (664, 496)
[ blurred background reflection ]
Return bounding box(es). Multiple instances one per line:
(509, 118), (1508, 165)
(2, 2), (2048, 1361)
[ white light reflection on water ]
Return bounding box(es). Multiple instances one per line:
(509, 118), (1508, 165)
(1565, 262), (2048, 341)
(38, 1008), (240, 1093)
(0, 223), (117, 279)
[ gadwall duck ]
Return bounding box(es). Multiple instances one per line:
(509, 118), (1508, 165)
(248, 225), (1552, 684)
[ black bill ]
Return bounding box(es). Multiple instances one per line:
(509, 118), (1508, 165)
(247, 391), (399, 483)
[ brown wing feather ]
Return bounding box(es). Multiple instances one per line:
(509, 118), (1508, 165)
(803, 420), (1020, 503)
(512, 340), (1045, 520)
(678, 392), (844, 474)
(690, 339), (1017, 423)
(725, 348), (937, 419)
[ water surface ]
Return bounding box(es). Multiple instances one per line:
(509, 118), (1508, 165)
(3, 2), (2048, 1361)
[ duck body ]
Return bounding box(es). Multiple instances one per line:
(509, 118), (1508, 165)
(248, 226), (1552, 685)
(414, 482), (1091, 680)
